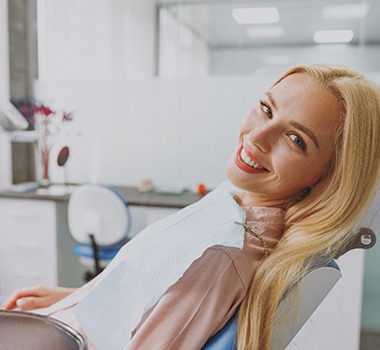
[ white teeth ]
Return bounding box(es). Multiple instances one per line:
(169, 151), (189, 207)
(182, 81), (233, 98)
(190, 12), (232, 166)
(240, 148), (265, 170)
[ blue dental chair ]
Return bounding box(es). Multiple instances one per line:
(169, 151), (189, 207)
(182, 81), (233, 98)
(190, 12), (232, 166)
(202, 227), (376, 350)
(68, 185), (132, 282)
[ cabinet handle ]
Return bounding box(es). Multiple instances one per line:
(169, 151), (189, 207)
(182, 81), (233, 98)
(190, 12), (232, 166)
(9, 212), (39, 219)
(14, 270), (39, 278)
(10, 241), (38, 249)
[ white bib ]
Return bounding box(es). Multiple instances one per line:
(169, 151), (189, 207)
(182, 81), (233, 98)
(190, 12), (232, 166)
(73, 181), (245, 349)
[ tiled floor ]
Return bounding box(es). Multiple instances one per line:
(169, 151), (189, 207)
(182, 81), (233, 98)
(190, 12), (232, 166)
(360, 328), (380, 350)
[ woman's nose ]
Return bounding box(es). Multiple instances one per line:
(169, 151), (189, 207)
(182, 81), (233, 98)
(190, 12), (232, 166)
(247, 124), (276, 153)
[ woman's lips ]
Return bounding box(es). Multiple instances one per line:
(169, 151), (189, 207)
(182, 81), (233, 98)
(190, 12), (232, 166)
(234, 145), (269, 174)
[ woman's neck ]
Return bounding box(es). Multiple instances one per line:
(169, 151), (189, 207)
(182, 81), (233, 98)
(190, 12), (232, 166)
(233, 189), (293, 209)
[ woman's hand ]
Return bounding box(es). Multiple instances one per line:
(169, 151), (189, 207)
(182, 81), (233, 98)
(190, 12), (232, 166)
(0, 285), (76, 311)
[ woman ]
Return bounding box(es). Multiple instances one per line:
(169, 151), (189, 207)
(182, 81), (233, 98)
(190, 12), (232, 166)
(2, 64), (380, 350)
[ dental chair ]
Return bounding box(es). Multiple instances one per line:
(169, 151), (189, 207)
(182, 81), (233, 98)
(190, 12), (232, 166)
(202, 227), (376, 350)
(0, 310), (87, 349)
(68, 184), (132, 282)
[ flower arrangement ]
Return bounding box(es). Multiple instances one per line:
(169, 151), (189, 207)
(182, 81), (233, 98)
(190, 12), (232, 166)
(14, 98), (74, 184)
(33, 104), (73, 184)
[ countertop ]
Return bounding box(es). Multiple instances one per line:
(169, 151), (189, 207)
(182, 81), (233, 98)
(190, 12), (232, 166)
(0, 184), (203, 209)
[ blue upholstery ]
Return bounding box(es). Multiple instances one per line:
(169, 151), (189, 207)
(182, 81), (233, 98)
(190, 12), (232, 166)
(73, 242), (125, 261)
(202, 312), (238, 350)
(202, 260), (340, 350)
(326, 259), (340, 271)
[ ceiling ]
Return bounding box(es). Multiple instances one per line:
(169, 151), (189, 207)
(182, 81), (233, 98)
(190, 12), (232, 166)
(158, 0), (380, 49)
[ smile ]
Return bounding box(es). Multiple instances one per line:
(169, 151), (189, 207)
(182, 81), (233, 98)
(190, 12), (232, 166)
(240, 148), (267, 170)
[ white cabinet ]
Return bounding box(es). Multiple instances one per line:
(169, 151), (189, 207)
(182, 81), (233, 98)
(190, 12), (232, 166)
(0, 198), (84, 296)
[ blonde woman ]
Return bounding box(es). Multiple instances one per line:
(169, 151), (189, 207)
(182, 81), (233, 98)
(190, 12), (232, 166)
(234, 64), (380, 349)
(2, 64), (380, 350)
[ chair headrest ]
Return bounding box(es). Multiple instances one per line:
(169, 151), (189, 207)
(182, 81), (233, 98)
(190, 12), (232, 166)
(344, 227), (376, 254)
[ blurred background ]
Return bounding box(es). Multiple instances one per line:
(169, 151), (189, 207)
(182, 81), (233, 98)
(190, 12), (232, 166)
(0, 1), (379, 349)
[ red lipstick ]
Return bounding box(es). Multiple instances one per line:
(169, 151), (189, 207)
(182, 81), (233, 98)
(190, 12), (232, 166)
(234, 145), (268, 174)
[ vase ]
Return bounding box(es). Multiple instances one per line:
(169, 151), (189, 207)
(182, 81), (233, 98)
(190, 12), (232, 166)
(34, 113), (57, 186)
(40, 149), (50, 186)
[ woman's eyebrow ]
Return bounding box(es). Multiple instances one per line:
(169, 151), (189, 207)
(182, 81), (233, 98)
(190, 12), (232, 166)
(265, 92), (277, 110)
(265, 91), (319, 149)
(290, 121), (320, 149)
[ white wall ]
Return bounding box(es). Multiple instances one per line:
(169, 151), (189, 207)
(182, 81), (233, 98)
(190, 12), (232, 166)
(37, 0), (156, 81)
(159, 7), (209, 78)
(34, 74), (275, 189)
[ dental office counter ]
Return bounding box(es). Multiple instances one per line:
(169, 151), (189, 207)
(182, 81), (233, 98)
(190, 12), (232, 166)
(0, 185), (202, 207)
(0, 186), (202, 296)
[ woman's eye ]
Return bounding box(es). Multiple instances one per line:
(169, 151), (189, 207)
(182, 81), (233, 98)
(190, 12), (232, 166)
(289, 134), (306, 150)
(260, 102), (272, 117)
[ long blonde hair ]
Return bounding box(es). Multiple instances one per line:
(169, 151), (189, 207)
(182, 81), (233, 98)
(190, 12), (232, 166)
(237, 64), (380, 349)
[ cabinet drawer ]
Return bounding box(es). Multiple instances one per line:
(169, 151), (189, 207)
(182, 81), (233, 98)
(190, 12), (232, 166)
(0, 197), (89, 293)
(0, 238), (55, 262)
(0, 249), (57, 294)
(0, 199), (55, 240)
(0, 269), (42, 296)
(0, 257), (56, 296)
(0, 198), (59, 295)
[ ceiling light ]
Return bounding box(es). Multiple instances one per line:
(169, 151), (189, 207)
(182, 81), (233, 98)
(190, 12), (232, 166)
(232, 7), (280, 24)
(322, 3), (370, 19)
(246, 25), (284, 38)
(313, 30), (354, 44)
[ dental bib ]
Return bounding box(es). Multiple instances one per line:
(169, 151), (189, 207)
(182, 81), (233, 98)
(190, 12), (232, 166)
(73, 181), (245, 350)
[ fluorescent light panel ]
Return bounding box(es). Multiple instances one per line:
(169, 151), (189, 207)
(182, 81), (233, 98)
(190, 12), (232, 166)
(246, 25), (284, 38)
(322, 3), (370, 19)
(232, 7), (280, 24)
(313, 30), (354, 43)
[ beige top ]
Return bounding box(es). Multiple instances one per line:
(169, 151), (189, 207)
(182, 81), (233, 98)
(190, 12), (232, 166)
(37, 205), (283, 349)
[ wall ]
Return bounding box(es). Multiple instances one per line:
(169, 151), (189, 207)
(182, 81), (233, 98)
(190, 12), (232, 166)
(158, 7), (209, 78)
(37, 0), (156, 81)
(34, 73), (275, 190)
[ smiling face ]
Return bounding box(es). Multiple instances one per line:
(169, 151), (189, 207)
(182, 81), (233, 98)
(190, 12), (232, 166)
(226, 73), (342, 208)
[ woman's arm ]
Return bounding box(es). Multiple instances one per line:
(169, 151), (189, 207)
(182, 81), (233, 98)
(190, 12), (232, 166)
(0, 285), (77, 311)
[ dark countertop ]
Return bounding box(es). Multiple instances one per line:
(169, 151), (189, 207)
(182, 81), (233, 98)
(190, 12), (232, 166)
(0, 185), (203, 209)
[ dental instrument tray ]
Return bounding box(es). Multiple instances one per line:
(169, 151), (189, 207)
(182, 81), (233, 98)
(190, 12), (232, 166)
(0, 310), (87, 349)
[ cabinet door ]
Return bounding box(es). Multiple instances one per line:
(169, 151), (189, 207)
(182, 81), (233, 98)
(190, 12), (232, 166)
(0, 199), (57, 295)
